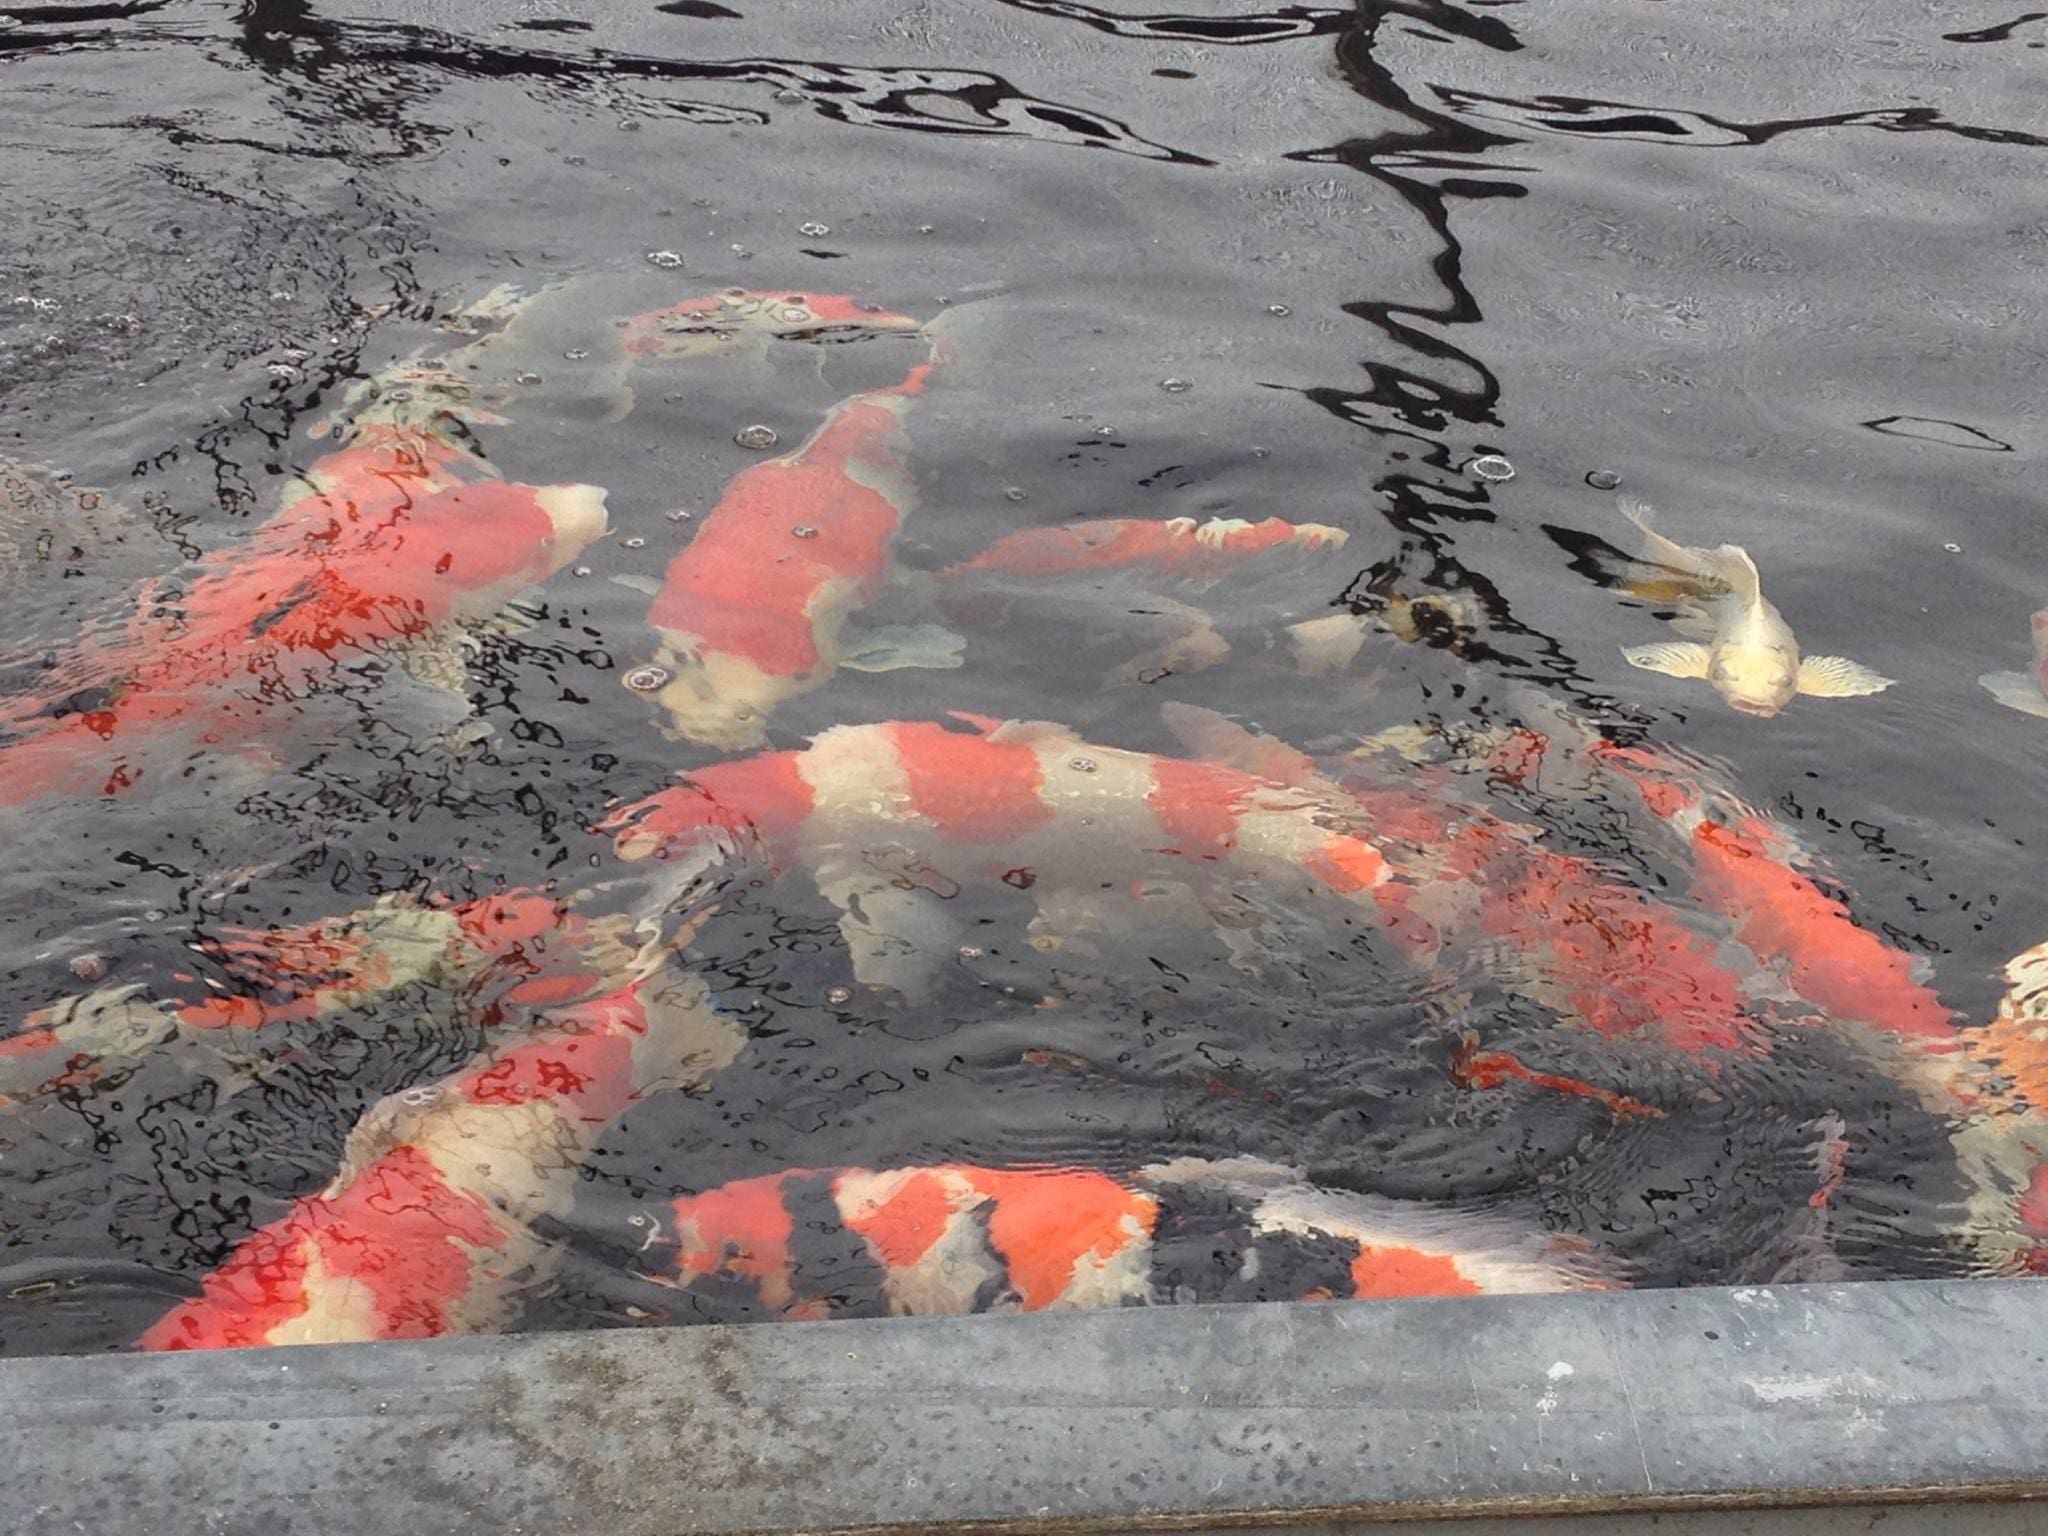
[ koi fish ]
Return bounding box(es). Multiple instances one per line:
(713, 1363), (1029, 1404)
(1586, 738), (1966, 1073)
(630, 345), (975, 749)
(1617, 498), (1891, 715)
(1978, 609), (2048, 718)
(0, 890), (641, 1110)
(1160, 703), (1764, 1058)
(0, 469), (608, 806)
(941, 515), (1347, 584)
(657, 1155), (1609, 1321)
(138, 962), (742, 1349)
(605, 716), (1391, 998)
(448, 280), (924, 420)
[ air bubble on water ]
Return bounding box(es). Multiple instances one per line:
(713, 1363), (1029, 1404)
(400, 1085), (444, 1109)
(1267, 304), (1292, 317)
(1069, 757), (1098, 773)
(516, 371), (544, 386)
(792, 525), (818, 539)
(799, 221), (830, 237)
(1945, 541), (1962, 553)
(647, 250), (684, 269)
(1585, 470), (1622, 491)
(1467, 454), (1516, 483)
(1093, 426), (1116, 439)
(665, 508), (694, 523)
(624, 665), (671, 692)
(618, 118), (640, 132)
(730, 243), (753, 260)
(623, 536), (646, 549)
(781, 307), (809, 322)
(917, 224), (935, 235)
(774, 88), (804, 104)
(563, 348), (590, 360)
(69, 954), (106, 983)
(143, 909), (167, 923)
(565, 155), (588, 166)
(572, 565), (593, 578)
(1160, 378), (1191, 394)
(735, 423), (778, 450)
(1004, 487), (1027, 502)
(825, 985), (852, 1006)
(957, 945), (984, 961)
(1250, 446), (1271, 458)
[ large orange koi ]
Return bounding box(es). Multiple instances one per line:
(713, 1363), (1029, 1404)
(631, 351), (952, 749)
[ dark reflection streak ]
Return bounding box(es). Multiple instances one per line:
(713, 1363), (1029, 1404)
(1943, 11), (2046, 42)
(0, 0), (170, 18)
(1287, 4), (1604, 693)
(1438, 88), (2048, 151)
(221, 1), (1205, 163)
(988, 0), (1348, 43)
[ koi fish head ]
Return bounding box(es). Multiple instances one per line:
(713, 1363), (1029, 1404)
(1709, 641), (1798, 716)
(620, 290), (923, 362)
(633, 642), (805, 752)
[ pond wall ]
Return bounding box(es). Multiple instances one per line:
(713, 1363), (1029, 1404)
(4, 1279), (2043, 1534)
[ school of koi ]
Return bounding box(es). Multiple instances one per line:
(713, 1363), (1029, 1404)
(7, 285), (2048, 1352)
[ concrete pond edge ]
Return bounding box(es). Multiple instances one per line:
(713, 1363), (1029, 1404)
(5, 1277), (2045, 1534)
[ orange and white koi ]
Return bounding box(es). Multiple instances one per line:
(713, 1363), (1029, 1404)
(604, 716), (1391, 994)
(0, 450), (607, 805)
(1162, 703), (1765, 1061)
(0, 889), (639, 1110)
(658, 1155), (1609, 1321)
(937, 515), (1352, 683)
(448, 281), (925, 419)
(631, 350), (956, 749)
(138, 962), (741, 1349)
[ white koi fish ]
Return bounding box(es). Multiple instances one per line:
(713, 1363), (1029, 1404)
(1978, 609), (2048, 718)
(1617, 497), (1891, 716)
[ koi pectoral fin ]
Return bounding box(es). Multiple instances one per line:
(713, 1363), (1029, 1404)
(1621, 641), (1711, 679)
(1980, 670), (2048, 718)
(1796, 655), (1893, 699)
(837, 622), (967, 673)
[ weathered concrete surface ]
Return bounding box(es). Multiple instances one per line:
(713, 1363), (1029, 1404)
(5, 1280), (2046, 1535)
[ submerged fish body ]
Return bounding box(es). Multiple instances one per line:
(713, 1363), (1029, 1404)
(661, 1155), (1609, 1321)
(605, 716), (1391, 997)
(941, 515), (1347, 585)
(0, 430), (608, 807)
(1161, 703), (1764, 1060)
(1977, 608), (2048, 718)
(1617, 497), (1891, 716)
(447, 280), (925, 420)
(0, 889), (640, 1110)
(634, 355), (945, 749)
(138, 963), (742, 1350)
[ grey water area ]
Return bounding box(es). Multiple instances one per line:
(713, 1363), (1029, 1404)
(5, 0), (2048, 1526)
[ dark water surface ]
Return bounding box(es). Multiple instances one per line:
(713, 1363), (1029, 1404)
(2, 0), (2045, 1354)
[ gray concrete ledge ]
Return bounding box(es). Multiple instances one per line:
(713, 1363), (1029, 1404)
(6, 1279), (2047, 1535)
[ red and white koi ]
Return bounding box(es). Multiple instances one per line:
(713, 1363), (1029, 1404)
(0, 889), (640, 1110)
(138, 961), (741, 1349)
(0, 431), (607, 805)
(632, 350), (951, 749)
(940, 515), (1346, 585)
(604, 716), (1392, 994)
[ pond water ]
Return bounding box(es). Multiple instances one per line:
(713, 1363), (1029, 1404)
(2, 0), (2045, 1354)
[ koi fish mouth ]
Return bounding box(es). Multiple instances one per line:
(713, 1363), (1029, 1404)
(1725, 697), (1783, 718)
